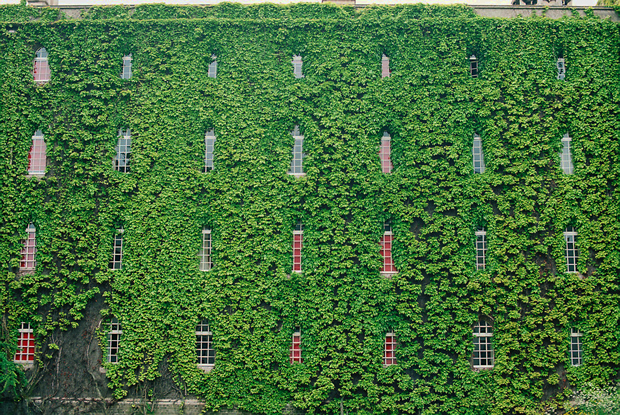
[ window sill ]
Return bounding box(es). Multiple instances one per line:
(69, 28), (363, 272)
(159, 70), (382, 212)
(288, 173), (306, 178)
(197, 364), (214, 373)
(15, 362), (34, 370)
(380, 272), (398, 278)
(472, 366), (494, 371)
(26, 173), (45, 179)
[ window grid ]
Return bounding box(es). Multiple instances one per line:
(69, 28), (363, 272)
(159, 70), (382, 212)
(107, 318), (121, 364)
(293, 222), (302, 273)
(20, 223), (37, 271)
(121, 54), (132, 79)
(472, 134), (486, 174)
(289, 125), (305, 177)
(200, 228), (212, 272)
(292, 55), (304, 79)
(14, 322), (35, 363)
(557, 58), (566, 80)
(381, 54), (391, 78)
(290, 328), (302, 364)
(109, 229), (123, 270)
(469, 55), (478, 78)
(475, 229), (487, 271)
(196, 321), (215, 366)
(473, 321), (494, 369)
(380, 223), (397, 275)
(114, 129), (131, 173)
(570, 328), (583, 367)
(33, 48), (50, 83)
(208, 55), (217, 78)
(28, 130), (46, 175)
(384, 332), (397, 366)
(564, 227), (578, 274)
(560, 134), (574, 175)
(204, 130), (216, 173)
(379, 132), (393, 174)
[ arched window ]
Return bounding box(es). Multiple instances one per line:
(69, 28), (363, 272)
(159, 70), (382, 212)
(292, 55), (304, 79)
(33, 48), (51, 84)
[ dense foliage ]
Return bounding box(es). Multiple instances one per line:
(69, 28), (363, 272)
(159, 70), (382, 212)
(0, 3), (619, 414)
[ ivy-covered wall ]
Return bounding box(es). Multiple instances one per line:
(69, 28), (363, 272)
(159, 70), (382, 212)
(1, 3), (619, 414)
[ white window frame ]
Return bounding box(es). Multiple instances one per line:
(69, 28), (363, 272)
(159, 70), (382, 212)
(196, 321), (215, 371)
(290, 327), (302, 364)
(472, 321), (494, 369)
(20, 223), (37, 271)
(560, 133), (574, 175)
(208, 55), (217, 78)
(557, 57), (566, 80)
(379, 131), (393, 174)
(14, 322), (35, 365)
(380, 223), (397, 277)
(109, 229), (123, 270)
(469, 55), (478, 78)
(292, 55), (304, 79)
(107, 318), (122, 364)
(204, 129), (216, 173)
(570, 328), (583, 367)
(564, 227), (578, 274)
(33, 47), (50, 84)
(381, 54), (390, 79)
(475, 228), (487, 271)
(121, 54), (132, 80)
(113, 129), (132, 173)
(288, 125), (305, 177)
(27, 130), (46, 176)
(200, 228), (212, 272)
(472, 133), (486, 174)
(383, 332), (397, 367)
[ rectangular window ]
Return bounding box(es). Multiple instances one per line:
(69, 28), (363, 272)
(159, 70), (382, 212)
(33, 48), (50, 84)
(469, 55), (478, 78)
(379, 132), (393, 174)
(204, 129), (216, 173)
(472, 134), (485, 174)
(208, 55), (217, 78)
(292, 55), (304, 79)
(475, 228), (487, 271)
(121, 54), (132, 79)
(380, 223), (397, 276)
(14, 322), (35, 363)
(107, 318), (121, 363)
(109, 229), (123, 270)
(288, 125), (305, 177)
(20, 223), (37, 271)
(384, 332), (397, 366)
(560, 133), (574, 175)
(28, 130), (46, 176)
(473, 321), (494, 369)
(564, 227), (578, 273)
(200, 228), (212, 271)
(114, 129), (131, 173)
(570, 328), (582, 367)
(381, 54), (391, 78)
(557, 58), (566, 80)
(293, 222), (302, 273)
(290, 328), (302, 364)
(196, 321), (215, 369)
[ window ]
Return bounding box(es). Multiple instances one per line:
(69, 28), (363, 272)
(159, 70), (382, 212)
(121, 54), (132, 79)
(469, 55), (478, 78)
(113, 129), (131, 173)
(14, 323), (35, 363)
(557, 58), (566, 80)
(204, 129), (216, 173)
(290, 327), (302, 364)
(292, 55), (304, 79)
(384, 332), (397, 366)
(475, 228), (487, 271)
(570, 328), (583, 367)
(288, 125), (305, 177)
(196, 321), (215, 370)
(564, 227), (578, 274)
(20, 223), (37, 271)
(200, 228), (212, 271)
(380, 223), (397, 276)
(109, 229), (123, 270)
(560, 133), (574, 175)
(379, 132), (393, 174)
(208, 55), (217, 78)
(292, 222), (302, 273)
(27, 130), (46, 176)
(107, 318), (121, 363)
(473, 321), (494, 369)
(381, 54), (391, 78)
(472, 134), (485, 174)
(33, 48), (50, 84)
